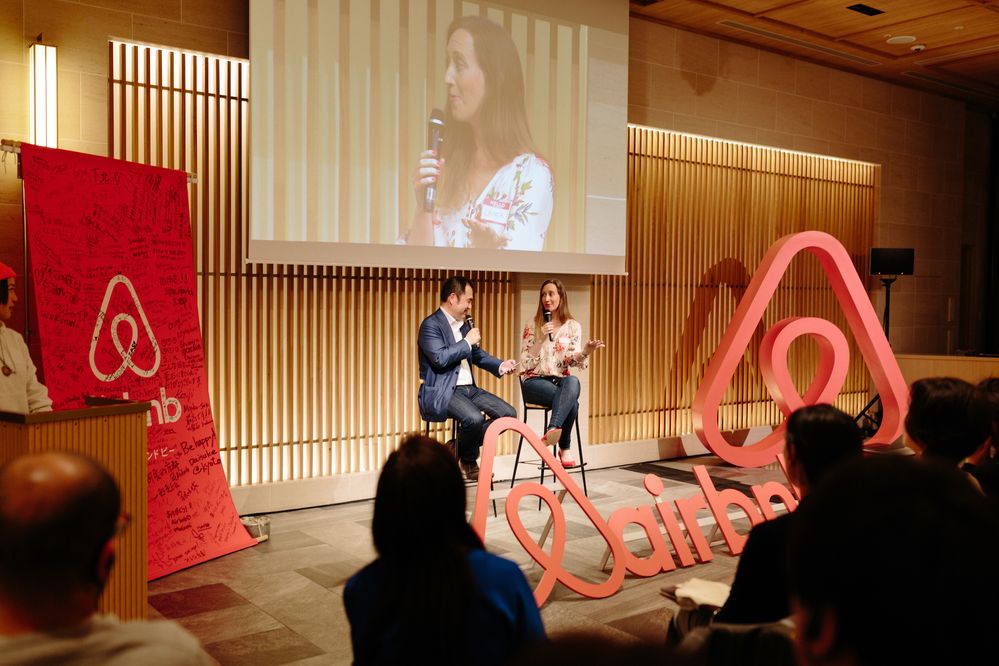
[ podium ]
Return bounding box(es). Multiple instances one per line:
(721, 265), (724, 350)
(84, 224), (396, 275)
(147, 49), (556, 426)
(0, 397), (150, 619)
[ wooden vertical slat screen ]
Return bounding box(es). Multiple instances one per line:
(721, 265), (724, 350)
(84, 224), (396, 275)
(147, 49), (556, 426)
(109, 41), (516, 486)
(589, 128), (878, 445)
(111, 43), (878, 488)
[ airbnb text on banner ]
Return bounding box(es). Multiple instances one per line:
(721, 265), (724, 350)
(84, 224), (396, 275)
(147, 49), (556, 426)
(20, 144), (255, 579)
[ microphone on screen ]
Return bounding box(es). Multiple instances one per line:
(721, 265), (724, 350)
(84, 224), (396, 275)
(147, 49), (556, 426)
(465, 314), (479, 349)
(424, 108), (446, 213)
(543, 310), (553, 341)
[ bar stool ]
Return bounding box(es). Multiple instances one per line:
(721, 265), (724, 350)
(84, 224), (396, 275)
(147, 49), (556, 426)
(510, 378), (588, 496)
(423, 418), (459, 459)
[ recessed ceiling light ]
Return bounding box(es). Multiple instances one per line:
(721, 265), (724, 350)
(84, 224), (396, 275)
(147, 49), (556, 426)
(886, 35), (917, 45)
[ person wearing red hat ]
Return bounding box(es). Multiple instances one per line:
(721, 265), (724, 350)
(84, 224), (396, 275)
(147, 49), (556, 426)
(0, 261), (52, 414)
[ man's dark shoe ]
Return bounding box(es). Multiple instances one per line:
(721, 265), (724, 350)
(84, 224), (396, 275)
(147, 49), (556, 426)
(459, 459), (479, 481)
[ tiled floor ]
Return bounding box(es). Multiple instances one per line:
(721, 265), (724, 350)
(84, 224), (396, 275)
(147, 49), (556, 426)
(148, 455), (789, 665)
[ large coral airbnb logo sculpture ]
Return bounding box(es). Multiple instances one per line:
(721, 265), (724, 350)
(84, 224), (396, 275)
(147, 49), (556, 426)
(693, 230), (908, 466)
(474, 232), (909, 606)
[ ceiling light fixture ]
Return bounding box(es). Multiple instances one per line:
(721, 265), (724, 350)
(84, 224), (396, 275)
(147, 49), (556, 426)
(28, 35), (57, 148)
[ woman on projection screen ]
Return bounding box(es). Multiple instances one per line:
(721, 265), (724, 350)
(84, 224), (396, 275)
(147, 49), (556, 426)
(0, 261), (52, 414)
(400, 15), (554, 250)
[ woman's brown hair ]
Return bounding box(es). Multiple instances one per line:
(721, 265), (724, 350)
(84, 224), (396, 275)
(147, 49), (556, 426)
(438, 15), (540, 209)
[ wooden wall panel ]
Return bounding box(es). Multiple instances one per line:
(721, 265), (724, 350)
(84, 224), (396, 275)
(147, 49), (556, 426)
(112, 43), (877, 488)
(588, 127), (878, 445)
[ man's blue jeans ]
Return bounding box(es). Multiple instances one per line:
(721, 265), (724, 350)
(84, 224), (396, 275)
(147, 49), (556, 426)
(447, 385), (517, 463)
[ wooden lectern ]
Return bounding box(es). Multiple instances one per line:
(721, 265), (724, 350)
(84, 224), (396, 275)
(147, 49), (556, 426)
(0, 397), (150, 619)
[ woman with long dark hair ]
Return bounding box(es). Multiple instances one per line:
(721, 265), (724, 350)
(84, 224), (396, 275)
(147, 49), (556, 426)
(344, 434), (543, 664)
(402, 15), (553, 250)
(519, 279), (603, 467)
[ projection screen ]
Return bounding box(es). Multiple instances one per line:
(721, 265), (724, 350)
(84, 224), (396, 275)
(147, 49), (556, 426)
(248, 0), (628, 274)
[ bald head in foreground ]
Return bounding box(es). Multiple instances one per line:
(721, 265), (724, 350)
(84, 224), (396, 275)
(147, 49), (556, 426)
(0, 452), (212, 665)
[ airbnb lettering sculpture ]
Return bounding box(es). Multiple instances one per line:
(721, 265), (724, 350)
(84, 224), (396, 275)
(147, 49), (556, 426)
(694, 231), (909, 466)
(470, 231), (908, 606)
(472, 418), (800, 606)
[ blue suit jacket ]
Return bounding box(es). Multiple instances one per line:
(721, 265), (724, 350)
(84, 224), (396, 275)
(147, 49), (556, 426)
(418, 308), (503, 421)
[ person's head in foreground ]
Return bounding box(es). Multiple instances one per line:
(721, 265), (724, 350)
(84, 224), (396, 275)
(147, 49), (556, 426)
(372, 433), (482, 564)
(905, 376), (991, 464)
(784, 403), (864, 494)
(0, 452), (122, 632)
(976, 377), (999, 460)
(788, 456), (999, 665)
(365, 434), (484, 659)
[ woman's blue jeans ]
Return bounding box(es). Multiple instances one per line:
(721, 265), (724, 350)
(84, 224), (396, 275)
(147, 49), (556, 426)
(521, 375), (579, 450)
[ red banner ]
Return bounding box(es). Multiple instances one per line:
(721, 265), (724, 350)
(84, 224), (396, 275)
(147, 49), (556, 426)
(21, 144), (255, 579)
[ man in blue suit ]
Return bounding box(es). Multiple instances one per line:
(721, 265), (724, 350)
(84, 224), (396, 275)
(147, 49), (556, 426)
(419, 276), (517, 480)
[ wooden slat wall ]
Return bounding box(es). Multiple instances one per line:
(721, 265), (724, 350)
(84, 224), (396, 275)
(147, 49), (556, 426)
(111, 43), (878, 487)
(588, 127), (878, 445)
(109, 41), (517, 485)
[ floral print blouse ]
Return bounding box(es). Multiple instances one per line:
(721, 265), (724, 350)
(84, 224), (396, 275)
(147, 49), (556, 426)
(433, 153), (553, 250)
(519, 318), (589, 378)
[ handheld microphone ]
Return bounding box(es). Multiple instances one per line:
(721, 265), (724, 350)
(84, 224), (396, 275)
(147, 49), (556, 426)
(465, 314), (479, 348)
(423, 109), (446, 213)
(543, 310), (553, 341)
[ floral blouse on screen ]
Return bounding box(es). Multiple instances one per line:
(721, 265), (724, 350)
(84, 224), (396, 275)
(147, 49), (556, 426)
(432, 153), (553, 250)
(519, 318), (589, 379)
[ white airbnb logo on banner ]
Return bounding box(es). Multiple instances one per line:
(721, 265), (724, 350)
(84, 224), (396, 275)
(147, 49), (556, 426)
(89, 274), (161, 382)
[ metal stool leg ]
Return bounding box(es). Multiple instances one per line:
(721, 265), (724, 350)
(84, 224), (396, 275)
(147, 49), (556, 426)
(575, 418), (587, 496)
(538, 409), (550, 510)
(511, 402), (529, 488)
(538, 409), (550, 485)
(511, 434), (524, 488)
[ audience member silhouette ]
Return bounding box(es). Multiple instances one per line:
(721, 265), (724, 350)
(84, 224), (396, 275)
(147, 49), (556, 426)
(788, 456), (999, 665)
(905, 377), (991, 494)
(714, 404), (863, 625)
(344, 434), (544, 665)
(905, 376), (991, 464)
(0, 452), (212, 665)
(968, 377), (999, 498)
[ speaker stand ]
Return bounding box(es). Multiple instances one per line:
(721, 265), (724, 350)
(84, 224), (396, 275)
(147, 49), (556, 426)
(855, 276), (897, 437)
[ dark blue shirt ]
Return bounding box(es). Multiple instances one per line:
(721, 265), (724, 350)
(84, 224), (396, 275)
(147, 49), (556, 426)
(344, 548), (545, 665)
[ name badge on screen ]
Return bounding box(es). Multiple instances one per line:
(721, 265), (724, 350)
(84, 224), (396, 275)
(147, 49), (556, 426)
(478, 196), (510, 226)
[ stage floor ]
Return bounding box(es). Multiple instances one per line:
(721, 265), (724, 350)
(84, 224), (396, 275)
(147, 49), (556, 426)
(147, 454), (787, 665)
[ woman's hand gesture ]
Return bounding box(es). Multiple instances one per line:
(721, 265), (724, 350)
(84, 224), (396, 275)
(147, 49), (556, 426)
(463, 218), (511, 249)
(583, 339), (605, 356)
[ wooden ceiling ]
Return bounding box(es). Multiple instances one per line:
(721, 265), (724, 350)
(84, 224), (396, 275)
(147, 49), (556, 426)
(631, 0), (999, 109)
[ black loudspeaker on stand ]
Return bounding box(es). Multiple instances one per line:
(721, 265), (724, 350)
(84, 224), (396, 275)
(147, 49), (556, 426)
(856, 248), (914, 436)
